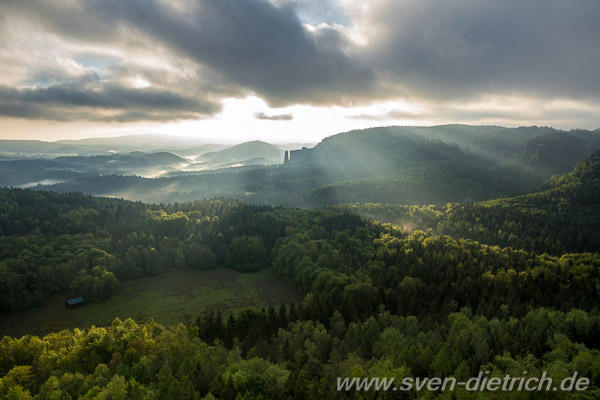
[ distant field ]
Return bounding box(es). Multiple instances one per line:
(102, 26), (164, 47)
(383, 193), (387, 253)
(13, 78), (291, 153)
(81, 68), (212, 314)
(0, 268), (304, 338)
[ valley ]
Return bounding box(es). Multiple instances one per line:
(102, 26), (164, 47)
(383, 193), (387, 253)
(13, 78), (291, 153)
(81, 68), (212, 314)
(3, 125), (596, 208)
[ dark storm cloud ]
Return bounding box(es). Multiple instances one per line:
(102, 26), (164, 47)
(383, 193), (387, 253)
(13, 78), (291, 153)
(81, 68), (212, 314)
(86, 0), (380, 106)
(1, 0), (599, 124)
(0, 0), (385, 121)
(366, 0), (600, 100)
(255, 112), (294, 121)
(0, 75), (218, 122)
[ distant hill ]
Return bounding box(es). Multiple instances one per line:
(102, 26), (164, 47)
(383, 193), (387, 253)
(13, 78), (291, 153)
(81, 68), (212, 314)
(305, 140), (523, 205)
(172, 144), (230, 159)
(55, 135), (233, 156)
(281, 125), (600, 205)
(56, 134), (210, 148)
(3, 135), (293, 162)
(29, 125), (600, 207)
(0, 140), (103, 157)
(0, 135), (229, 158)
(287, 125), (600, 182)
(196, 141), (284, 169)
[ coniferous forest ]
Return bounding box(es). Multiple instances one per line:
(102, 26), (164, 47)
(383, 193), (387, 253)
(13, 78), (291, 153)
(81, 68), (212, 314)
(1, 149), (600, 398)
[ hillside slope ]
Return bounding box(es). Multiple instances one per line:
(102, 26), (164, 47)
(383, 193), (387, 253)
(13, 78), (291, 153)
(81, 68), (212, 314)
(331, 149), (600, 254)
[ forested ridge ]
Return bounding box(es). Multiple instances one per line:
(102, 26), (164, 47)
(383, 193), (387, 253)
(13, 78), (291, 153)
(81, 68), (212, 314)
(330, 149), (600, 256)
(30, 125), (600, 207)
(1, 152), (600, 398)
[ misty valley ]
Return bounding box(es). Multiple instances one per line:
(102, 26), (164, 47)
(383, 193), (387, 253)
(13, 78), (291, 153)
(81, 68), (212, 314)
(3, 125), (600, 207)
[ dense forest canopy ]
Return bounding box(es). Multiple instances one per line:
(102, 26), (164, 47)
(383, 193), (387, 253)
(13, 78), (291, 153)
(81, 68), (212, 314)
(1, 149), (600, 397)
(330, 149), (600, 256)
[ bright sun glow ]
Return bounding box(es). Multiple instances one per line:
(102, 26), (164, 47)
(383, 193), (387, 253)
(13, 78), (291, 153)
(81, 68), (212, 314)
(116, 96), (434, 144)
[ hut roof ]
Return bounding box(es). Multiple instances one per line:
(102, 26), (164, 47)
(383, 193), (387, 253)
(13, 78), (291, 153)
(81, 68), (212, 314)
(66, 297), (85, 306)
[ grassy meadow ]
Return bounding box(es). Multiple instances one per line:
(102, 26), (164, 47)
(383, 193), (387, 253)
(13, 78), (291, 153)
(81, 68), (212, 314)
(0, 268), (303, 338)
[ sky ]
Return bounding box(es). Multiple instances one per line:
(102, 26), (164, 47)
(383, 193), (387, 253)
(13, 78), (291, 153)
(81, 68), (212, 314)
(0, 0), (599, 143)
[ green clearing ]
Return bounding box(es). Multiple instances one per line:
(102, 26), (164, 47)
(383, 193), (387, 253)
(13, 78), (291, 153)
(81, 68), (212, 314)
(0, 268), (304, 338)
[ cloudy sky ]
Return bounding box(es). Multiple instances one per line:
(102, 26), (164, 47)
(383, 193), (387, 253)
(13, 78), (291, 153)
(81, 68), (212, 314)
(1, 0), (599, 143)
